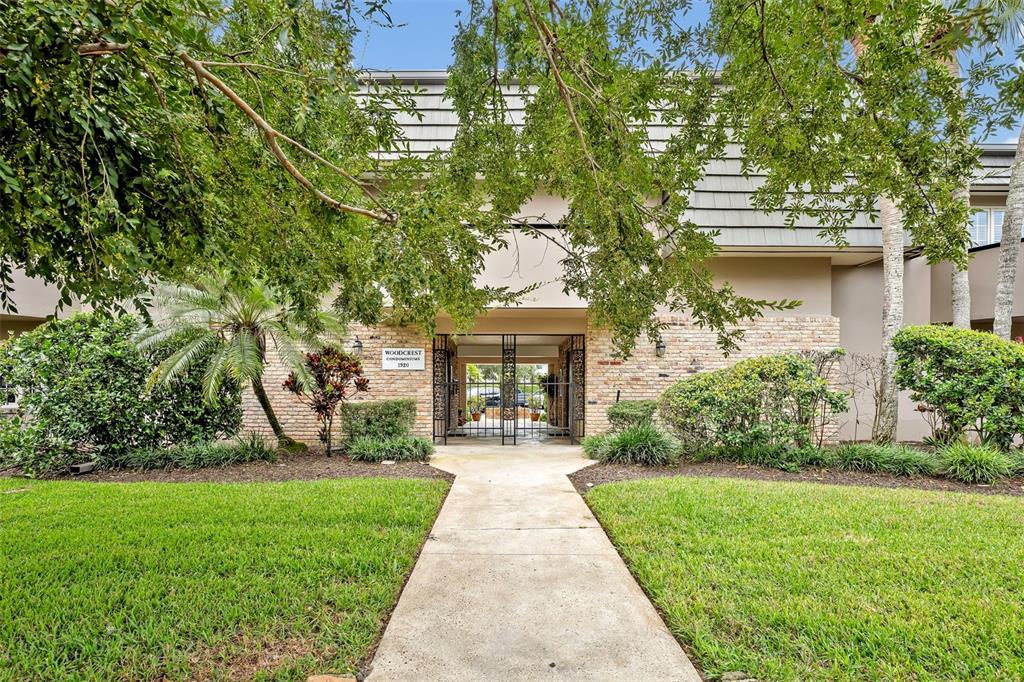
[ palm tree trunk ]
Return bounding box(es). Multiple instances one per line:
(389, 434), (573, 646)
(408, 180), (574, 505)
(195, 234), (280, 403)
(994, 127), (1024, 339)
(875, 197), (905, 444)
(947, 54), (972, 330)
(250, 378), (289, 444)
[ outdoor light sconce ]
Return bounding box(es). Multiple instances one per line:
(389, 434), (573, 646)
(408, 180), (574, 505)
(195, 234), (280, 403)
(655, 335), (667, 358)
(351, 336), (364, 357)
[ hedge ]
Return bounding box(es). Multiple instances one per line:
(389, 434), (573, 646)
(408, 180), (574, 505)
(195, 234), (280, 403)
(0, 314), (240, 476)
(893, 325), (1024, 450)
(659, 353), (848, 453)
(340, 399), (417, 441)
(606, 400), (658, 431)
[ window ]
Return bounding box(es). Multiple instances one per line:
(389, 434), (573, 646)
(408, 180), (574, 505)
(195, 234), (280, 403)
(971, 208), (1005, 247)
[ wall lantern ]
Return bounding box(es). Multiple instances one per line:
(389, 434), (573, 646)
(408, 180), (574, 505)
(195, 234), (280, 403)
(351, 336), (363, 357)
(655, 335), (667, 358)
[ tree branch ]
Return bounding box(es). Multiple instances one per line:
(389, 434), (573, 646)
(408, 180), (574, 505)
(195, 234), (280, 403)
(755, 0), (794, 110)
(178, 51), (394, 223)
(199, 61), (309, 79)
(522, 0), (601, 176)
(77, 42), (129, 57)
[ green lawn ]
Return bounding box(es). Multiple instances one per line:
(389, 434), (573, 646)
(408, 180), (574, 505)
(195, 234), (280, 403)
(0, 477), (448, 681)
(587, 477), (1024, 681)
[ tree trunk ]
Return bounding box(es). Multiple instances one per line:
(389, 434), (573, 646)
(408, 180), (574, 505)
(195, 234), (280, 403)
(951, 261), (972, 329)
(325, 414), (333, 456)
(947, 54), (972, 330)
(250, 378), (289, 444)
(994, 127), (1024, 339)
(875, 197), (905, 444)
(852, 32), (903, 443)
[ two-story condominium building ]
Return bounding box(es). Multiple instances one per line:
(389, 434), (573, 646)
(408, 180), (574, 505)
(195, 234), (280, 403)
(3, 71), (1021, 445)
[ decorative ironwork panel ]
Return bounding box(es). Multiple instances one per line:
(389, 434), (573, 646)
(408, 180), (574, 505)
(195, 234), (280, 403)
(447, 343), (459, 429)
(569, 335), (586, 442)
(432, 335), (450, 444)
(501, 334), (517, 444)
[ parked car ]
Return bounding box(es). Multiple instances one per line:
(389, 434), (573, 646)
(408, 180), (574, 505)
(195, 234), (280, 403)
(467, 387), (527, 407)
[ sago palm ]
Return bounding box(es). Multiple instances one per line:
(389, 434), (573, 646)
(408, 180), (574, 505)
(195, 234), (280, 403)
(137, 273), (345, 445)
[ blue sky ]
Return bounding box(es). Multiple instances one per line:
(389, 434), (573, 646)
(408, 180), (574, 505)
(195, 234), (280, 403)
(352, 0), (1019, 143)
(353, 0), (463, 70)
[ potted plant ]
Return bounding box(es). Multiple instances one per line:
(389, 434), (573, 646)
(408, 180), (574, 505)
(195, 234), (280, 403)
(468, 395), (485, 421)
(528, 394), (544, 422)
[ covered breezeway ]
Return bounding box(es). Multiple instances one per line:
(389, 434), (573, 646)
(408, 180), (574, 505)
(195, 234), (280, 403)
(432, 333), (585, 445)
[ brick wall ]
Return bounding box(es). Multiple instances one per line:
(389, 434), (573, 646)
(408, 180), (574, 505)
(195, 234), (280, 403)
(585, 314), (843, 435)
(244, 315), (842, 446)
(241, 323), (433, 448)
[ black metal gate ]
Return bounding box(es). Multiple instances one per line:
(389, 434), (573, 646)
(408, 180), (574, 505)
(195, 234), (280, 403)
(431, 335), (455, 443)
(565, 334), (586, 443)
(431, 333), (585, 445)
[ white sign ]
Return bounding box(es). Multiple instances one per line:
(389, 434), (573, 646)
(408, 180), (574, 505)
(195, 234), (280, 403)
(381, 348), (425, 370)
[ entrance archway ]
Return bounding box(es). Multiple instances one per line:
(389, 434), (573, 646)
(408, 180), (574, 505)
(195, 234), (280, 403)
(432, 333), (585, 445)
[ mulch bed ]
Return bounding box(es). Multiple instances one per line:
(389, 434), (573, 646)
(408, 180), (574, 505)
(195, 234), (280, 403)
(35, 453), (453, 484)
(569, 461), (1024, 498)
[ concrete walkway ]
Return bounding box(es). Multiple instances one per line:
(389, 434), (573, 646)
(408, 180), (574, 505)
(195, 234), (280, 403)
(365, 442), (701, 681)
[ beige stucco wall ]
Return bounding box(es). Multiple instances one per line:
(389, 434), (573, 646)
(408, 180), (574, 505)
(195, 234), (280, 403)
(709, 257), (833, 315)
(832, 257), (941, 442)
(0, 268), (83, 338)
(5, 269), (67, 319)
(436, 308), (588, 335)
(930, 244), (1024, 325)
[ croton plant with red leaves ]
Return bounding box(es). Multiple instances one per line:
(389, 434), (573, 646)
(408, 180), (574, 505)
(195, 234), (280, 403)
(284, 347), (369, 455)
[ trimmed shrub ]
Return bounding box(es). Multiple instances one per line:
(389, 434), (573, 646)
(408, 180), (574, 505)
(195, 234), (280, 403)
(592, 424), (679, 466)
(341, 400), (417, 440)
(939, 442), (1015, 484)
(0, 314), (240, 476)
(660, 354), (848, 453)
(607, 400), (658, 431)
(894, 325), (1024, 450)
(120, 434), (276, 470)
(348, 435), (433, 463)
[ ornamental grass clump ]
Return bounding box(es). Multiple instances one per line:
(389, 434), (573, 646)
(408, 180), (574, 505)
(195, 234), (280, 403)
(881, 445), (940, 477)
(831, 443), (939, 476)
(348, 436), (433, 463)
(581, 434), (612, 460)
(591, 424), (680, 467)
(939, 442), (1015, 484)
(120, 433), (275, 470)
(832, 443), (890, 472)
